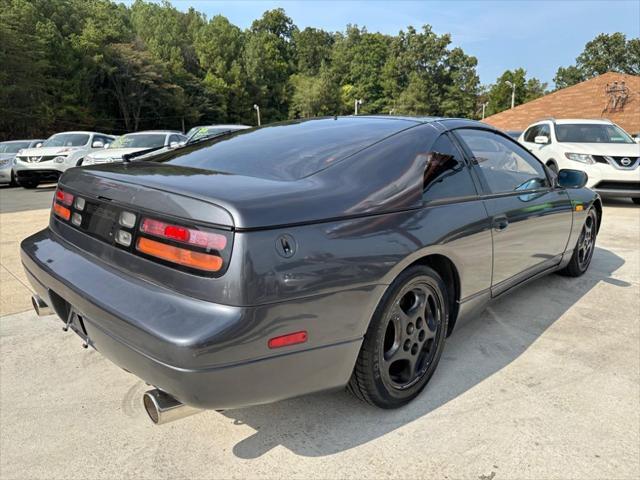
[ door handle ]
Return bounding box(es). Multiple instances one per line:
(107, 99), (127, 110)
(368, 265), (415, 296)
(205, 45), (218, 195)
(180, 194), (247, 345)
(493, 216), (509, 231)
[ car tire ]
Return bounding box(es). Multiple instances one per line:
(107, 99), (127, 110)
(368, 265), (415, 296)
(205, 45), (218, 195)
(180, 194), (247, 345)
(20, 180), (39, 189)
(632, 198), (640, 205)
(558, 207), (598, 277)
(9, 171), (17, 187)
(348, 265), (449, 408)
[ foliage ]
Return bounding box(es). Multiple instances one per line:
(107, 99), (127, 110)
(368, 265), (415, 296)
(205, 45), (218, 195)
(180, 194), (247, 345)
(0, 0), (637, 140)
(484, 69), (548, 116)
(554, 33), (640, 89)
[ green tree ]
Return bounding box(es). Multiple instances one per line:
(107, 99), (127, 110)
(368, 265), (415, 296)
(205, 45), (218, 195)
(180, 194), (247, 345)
(485, 69), (547, 116)
(289, 67), (340, 117)
(294, 27), (334, 75)
(554, 33), (640, 89)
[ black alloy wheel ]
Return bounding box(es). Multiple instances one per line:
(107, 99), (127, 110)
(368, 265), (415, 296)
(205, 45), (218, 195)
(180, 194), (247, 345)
(348, 265), (449, 408)
(559, 207), (598, 277)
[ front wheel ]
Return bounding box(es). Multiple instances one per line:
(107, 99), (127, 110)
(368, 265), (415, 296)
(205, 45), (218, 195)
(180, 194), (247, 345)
(348, 265), (449, 408)
(558, 207), (598, 277)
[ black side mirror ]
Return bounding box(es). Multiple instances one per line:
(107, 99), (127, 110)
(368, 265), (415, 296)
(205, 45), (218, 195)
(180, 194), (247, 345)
(557, 169), (588, 189)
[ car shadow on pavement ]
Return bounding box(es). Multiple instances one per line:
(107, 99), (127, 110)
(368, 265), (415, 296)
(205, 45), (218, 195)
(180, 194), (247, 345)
(222, 246), (628, 458)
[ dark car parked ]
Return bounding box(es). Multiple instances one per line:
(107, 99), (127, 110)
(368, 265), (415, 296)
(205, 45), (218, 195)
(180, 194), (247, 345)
(21, 116), (601, 424)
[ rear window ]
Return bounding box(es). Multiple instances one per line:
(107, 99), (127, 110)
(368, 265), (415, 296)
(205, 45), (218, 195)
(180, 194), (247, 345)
(0, 141), (31, 153)
(150, 118), (414, 180)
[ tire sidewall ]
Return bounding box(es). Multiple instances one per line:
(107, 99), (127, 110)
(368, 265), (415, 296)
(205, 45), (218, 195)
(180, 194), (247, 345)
(365, 265), (449, 407)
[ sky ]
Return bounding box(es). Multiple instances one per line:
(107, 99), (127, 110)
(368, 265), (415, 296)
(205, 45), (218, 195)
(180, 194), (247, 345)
(162, 0), (640, 87)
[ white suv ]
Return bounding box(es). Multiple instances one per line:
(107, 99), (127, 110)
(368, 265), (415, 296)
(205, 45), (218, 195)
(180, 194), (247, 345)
(519, 119), (640, 204)
(14, 131), (115, 188)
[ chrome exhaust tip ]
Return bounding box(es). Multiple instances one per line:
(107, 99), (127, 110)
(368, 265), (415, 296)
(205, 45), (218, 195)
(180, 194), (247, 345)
(31, 295), (53, 316)
(143, 389), (202, 425)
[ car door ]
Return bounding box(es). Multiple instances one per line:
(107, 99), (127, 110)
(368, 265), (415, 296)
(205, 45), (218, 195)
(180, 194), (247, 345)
(454, 128), (573, 296)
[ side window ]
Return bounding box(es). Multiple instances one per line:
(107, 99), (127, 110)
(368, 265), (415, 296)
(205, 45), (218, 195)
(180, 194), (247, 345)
(537, 124), (551, 140)
(523, 125), (540, 143)
(423, 134), (477, 203)
(169, 134), (183, 145)
(456, 129), (550, 194)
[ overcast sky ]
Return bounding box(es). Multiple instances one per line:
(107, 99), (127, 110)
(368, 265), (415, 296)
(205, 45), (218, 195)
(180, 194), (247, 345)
(165, 0), (639, 86)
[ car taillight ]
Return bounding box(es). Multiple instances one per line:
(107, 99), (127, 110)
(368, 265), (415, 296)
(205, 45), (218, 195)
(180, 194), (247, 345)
(136, 216), (230, 273)
(53, 203), (71, 221)
(136, 237), (223, 272)
(140, 218), (227, 250)
(55, 188), (74, 206)
(52, 188), (74, 221)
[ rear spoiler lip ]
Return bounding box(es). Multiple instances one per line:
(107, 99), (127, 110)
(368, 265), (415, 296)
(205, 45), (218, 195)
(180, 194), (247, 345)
(59, 168), (235, 230)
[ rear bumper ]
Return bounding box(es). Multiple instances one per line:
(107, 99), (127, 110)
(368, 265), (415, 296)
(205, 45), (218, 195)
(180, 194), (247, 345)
(21, 228), (363, 409)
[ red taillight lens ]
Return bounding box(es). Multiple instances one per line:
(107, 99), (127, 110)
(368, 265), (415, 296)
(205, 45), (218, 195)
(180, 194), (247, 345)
(53, 203), (71, 221)
(268, 331), (308, 349)
(140, 218), (227, 251)
(55, 188), (74, 206)
(136, 237), (223, 272)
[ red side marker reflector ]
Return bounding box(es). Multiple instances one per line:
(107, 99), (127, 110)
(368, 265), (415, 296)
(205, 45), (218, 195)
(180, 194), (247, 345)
(55, 189), (74, 206)
(268, 331), (308, 349)
(53, 203), (71, 221)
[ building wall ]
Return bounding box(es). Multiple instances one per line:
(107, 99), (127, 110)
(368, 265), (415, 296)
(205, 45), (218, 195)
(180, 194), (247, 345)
(483, 72), (640, 134)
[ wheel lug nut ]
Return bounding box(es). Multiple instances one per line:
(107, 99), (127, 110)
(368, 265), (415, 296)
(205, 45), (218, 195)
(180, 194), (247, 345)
(406, 323), (414, 334)
(403, 339), (411, 351)
(411, 343), (419, 355)
(418, 330), (425, 341)
(416, 318), (423, 329)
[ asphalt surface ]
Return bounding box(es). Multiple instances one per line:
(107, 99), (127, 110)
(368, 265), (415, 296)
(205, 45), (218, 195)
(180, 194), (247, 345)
(0, 185), (638, 479)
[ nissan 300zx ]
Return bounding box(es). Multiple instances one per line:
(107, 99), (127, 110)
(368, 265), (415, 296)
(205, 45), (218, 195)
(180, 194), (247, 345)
(21, 116), (601, 424)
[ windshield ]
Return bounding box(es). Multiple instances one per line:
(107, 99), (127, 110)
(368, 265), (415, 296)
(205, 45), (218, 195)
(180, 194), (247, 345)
(110, 134), (166, 149)
(556, 124), (634, 144)
(187, 127), (235, 143)
(0, 141), (31, 153)
(43, 133), (89, 147)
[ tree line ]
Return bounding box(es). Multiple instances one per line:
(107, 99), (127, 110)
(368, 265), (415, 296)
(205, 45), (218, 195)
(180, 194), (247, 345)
(1, 0), (638, 140)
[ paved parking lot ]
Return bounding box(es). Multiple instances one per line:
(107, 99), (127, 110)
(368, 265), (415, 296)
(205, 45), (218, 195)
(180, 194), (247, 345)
(1, 185), (638, 479)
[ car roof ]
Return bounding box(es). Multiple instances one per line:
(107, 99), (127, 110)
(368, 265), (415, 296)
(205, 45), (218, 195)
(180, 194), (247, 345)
(0, 139), (44, 143)
(124, 130), (182, 135)
(49, 131), (115, 136)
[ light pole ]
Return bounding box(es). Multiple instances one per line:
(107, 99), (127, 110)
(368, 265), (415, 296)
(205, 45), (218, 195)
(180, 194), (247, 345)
(481, 102), (488, 119)
(253, 104), (261, 126)
(354, 99), (363, 115)
(505, 81), (516, 109)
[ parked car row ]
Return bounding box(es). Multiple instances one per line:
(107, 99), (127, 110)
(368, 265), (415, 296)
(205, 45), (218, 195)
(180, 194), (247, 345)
(0, 124), (250, 189)
(509, 119), (640, 204)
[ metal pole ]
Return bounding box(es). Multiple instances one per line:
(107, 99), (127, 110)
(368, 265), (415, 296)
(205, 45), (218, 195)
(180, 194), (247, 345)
(511, 85), (515, 109)
(354, 99), (358, 116)
(481, 103), (487, 119)
(253, 104), (261, 126)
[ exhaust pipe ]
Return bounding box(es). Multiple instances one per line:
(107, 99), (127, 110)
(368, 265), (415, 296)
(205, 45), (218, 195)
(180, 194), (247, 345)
(143, 389), (202, 425)
(31, 295), (53, 316)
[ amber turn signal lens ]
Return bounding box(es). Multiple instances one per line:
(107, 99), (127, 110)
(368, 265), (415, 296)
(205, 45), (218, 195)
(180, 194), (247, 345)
(53, 203), (71, 221)
(136, 237), (223, 272)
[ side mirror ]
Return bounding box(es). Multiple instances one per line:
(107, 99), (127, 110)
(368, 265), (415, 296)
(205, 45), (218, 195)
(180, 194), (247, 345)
(92, 140), (104, 148)
(169, 141), (178, 147)
(34, 143), (43, 148)
(557, 169), (588, 189)
(103, 143), (110, 149)
(534, 135), (549, 145)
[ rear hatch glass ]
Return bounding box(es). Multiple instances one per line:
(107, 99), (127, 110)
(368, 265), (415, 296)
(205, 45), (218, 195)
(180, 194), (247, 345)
(146, 117), (415, 181)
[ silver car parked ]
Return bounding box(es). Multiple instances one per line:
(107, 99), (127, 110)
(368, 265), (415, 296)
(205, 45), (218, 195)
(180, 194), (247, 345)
(0, 139), (44, 186)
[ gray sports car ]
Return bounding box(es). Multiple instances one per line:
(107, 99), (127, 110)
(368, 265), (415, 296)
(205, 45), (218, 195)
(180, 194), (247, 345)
(21, 116), (601, 424)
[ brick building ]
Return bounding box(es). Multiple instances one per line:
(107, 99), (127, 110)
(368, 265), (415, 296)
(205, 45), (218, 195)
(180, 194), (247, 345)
(483, 72), (640, 135)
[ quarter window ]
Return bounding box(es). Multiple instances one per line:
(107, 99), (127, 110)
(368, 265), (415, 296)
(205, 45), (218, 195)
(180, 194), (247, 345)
(423, 135), (477, 202)
(523, 126), (540, 143)
(456, 129), (550, 194)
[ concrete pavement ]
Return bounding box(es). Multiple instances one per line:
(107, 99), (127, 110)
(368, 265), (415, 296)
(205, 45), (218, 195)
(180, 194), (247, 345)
(0, 186), (638, 479)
